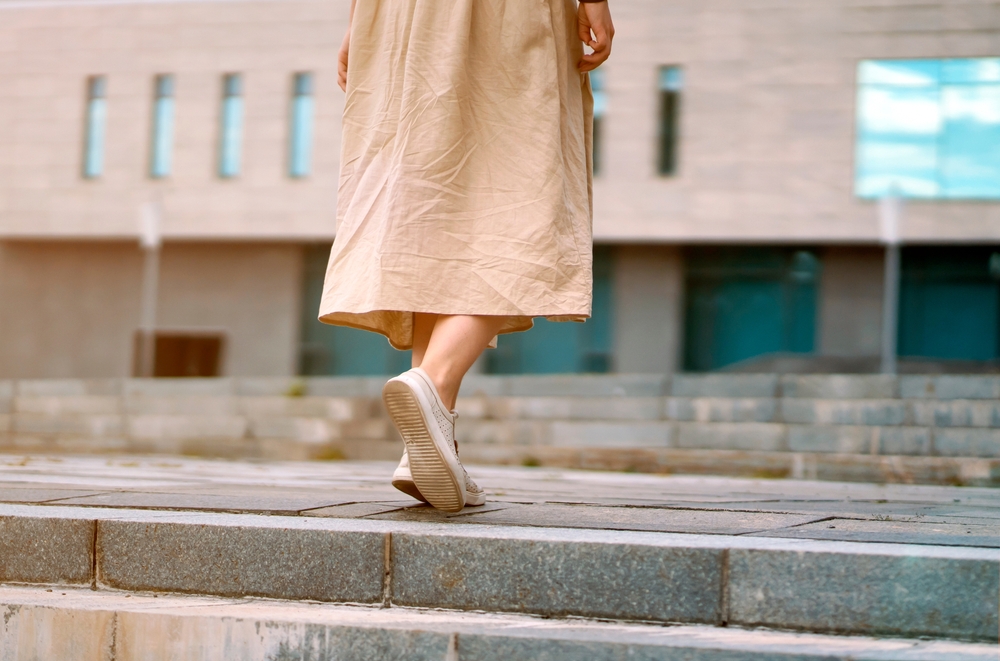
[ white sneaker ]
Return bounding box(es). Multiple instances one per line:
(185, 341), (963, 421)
(391, 449), (427, 503)
(392, 447), (486, 507)
(382, 367), (467, 512)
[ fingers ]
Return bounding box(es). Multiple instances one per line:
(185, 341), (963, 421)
(577, 12), (594, 49)
(576, 3), (614, 72)
(577, 30), (611, 71)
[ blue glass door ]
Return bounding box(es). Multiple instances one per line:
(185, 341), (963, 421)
(683, 248), (819, 371)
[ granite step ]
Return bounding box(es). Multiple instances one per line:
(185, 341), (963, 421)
(1, 504), (996, 643)
(1, 585), (994, 661)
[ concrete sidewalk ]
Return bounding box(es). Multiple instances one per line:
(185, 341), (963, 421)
(1, 453), (997, 656)
(0, 454), (996, 546)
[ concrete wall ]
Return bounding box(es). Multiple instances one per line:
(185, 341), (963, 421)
(613, 245), (684, 373)
(0, 0), (997, 243)
(818, 247), (885, 357)
(0, 0), (344, 241)
(0, 241), (302, 378)
(0, 241), (143, 378)
(595, 0), (1000, 243)
(157, 242), (303, 377)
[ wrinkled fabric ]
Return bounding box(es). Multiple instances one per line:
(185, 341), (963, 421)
(319, 0), (594, 350)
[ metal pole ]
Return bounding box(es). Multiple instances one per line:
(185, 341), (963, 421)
(139, 201), (162, 377)
(879, 194), (902, 375)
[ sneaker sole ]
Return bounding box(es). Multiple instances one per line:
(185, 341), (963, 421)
(382, 380), (465, 513)
(390, 477), (428, 503)
(393, 473), (484, 507)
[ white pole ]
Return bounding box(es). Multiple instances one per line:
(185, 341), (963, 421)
(879, 194), (902, 375)
(138, 201), (162, 378)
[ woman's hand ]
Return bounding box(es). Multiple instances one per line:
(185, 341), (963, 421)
(577, 1), (614, 72)
(337, 29), (350, 92)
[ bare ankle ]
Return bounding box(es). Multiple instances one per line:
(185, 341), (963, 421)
(419, 364), (458, 410)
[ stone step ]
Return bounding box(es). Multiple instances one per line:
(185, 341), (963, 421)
(455, 446), (1000, 487)
(2, 585), (994, 661)
(5, 373), (1000, 400)
(2, 504), (996, 643)
(7, 393), (1000, 427)
(6, 430), (998, 488)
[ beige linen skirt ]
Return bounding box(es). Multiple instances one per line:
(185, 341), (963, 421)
(319, 0), (594, 350)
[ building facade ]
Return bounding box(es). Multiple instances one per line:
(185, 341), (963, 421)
(0, 0), (998, 378)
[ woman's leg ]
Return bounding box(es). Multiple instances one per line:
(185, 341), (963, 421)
(411, 313), (439, 369)
(411, 313), (507, 410)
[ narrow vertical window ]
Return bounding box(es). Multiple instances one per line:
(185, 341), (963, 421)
(218, 73), (243, 178)
(657, 66), (683, 176)
(590, 68), (606, 176)
(83, 76), (107, 179)
(289, 72), (314, 178)
(150, 74), (175, 178)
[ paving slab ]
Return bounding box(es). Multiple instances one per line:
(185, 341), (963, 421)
(0, 515), (94, 585)
(389, 528), (725, 623)
(756, 517), (1000, 547)
(51, 490), (365, 514)
(373, 502), (826, 535)
(0, 455), (997, 541)
(97, 517), (387, 603)
(729, 546), (998, 640)
(3, 586), (995, 661)
(0, 487), (111, 503)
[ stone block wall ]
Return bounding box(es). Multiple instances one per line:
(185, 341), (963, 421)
(1, 374), (998, 485)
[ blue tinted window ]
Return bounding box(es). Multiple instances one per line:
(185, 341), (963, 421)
(856, 58), (1000, 200)
(289, 72), (314, 178)
(590, 68), (606, 176)
(83, 76), (106, 179)
(150, 75), (174, 178)
(219, 74), (243, 178)
(657, 65), (683, 176)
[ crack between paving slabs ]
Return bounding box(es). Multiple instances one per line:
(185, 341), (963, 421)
(731, 515), (839, 537)
(382, 532), (392, 608)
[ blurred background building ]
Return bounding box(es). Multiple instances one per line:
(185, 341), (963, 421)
(0, 0), (998, 379)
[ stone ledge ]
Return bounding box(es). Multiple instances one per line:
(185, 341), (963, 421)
(5, 375), (1000, 401)
(0, 504), (995, 641)
(3, 586), (994, 661)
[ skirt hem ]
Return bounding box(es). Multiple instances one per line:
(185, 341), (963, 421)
(318, 309), (589, 351)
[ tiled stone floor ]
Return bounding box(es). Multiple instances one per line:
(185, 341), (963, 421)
(0, 454), (996, 547)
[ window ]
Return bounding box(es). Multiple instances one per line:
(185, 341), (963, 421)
(218, 73), (243, 178)
(82, 76), (107, 178)
(657, 66), (682, 176)
(590, 68), (606, 176)
(486, 247), (614, 374)
(898, 247), (1000, 361)
(150, 74), (175, 178)
(289, 72), (315, 178)
(683, 248), (819, 371)
(856, 58), (1000, 200)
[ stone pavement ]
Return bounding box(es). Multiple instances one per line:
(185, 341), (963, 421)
(0, 453), (996, 546)
(1, 454), (997, 659)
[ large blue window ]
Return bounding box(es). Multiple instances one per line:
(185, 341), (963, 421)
(856, 58), (1000, 200)
(150, 74), (175, 178)
(218, 73), (243, 178)
(82, 76), (107, 179)
(289, 72), (314, 178)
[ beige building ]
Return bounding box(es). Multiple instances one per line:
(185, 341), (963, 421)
(1, 0), (998, 378)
